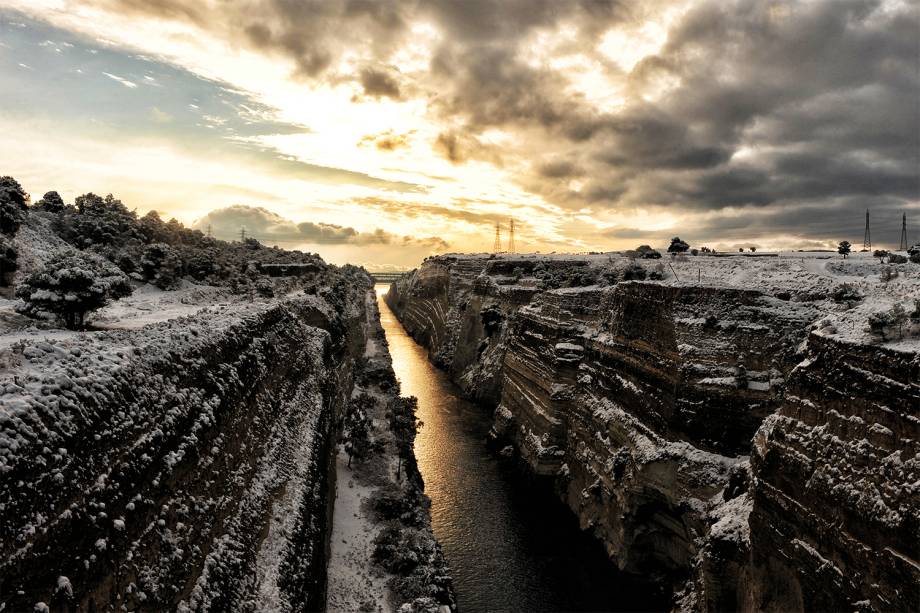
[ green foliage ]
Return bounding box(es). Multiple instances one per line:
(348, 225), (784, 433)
(15, 250), (133, 329)
(868, 303), (909, 341)
(0, 236), (17, 286)
(387, 396), (423, 481)
(35, 191), (65, 213)
(0, 198), (24, 235)
(667, 236), (690, 254)
(4, 176), (331, 293)
(141, 242), (182, 289)
(0, 176), (28, 209)
(254, 277), (274, 297)
(831, 283), (862, 304)
(343, 393), (373, 467)
(58, 193), (139, 248)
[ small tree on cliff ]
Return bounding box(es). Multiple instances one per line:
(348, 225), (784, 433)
(387, 396), (423, 481)
(343, 394), (372, 467)
(35, 191), (66, 213)
(838, 241), (851, 259)
(668, 237), (689, 255)
(16, 250), (133, 329)
(141, 242), (182, 289)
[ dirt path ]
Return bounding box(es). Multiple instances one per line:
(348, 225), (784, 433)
(326, 290), (395, 613)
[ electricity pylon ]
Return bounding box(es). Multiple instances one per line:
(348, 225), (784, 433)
(899, 213), (908, 251)
(863, 210), (871, 251)
(492, 221), (502, 253)
(508, 218), (515, 254)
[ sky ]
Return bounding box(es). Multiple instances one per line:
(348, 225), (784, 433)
(0, 0), (917, 270)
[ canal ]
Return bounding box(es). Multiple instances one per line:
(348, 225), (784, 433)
(376, 286), (664, 613)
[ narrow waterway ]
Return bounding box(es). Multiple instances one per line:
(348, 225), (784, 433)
(376, 287), (664, 613)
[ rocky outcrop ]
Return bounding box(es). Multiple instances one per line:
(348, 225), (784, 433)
(0, 270), (370, 612)
(387, 254), (919, 612)
(741, 335), (919, 612)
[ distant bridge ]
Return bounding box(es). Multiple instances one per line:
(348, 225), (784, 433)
(369, 272), (408, 284)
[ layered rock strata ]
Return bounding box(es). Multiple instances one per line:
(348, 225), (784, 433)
(387, 254), (919, 612)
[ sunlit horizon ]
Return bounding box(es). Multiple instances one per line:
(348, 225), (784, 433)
(1, 0), (917, 270)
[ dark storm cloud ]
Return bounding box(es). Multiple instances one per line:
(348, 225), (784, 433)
(195, 205), (449, 248)
(432, 131), (502, 165)
(77, 0), (919, 242)
(359, 68), (402, 99)
(537, 160), (583, 179)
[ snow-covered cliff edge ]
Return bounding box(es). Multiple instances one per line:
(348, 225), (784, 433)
(1, 268), (368, 612)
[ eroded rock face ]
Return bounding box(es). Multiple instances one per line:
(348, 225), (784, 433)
(742, 335), (919, 613)
(0, 272), (371, 612)
(387, 254), (919, 612)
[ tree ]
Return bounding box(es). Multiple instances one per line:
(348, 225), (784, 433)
(0, 236), (17, 286)
(343, 397), (372, 468)
(838, 241), (851, 259)
(873, 249), (889, 263)
(388, 397), (423, 481)
(0, 176), (28, 209)
(141, 243), (182, 289)
(880, 266), (898, 283)
(889, 303), (907, 339)
(59, 193), (139, 248)
(16, 250), (133, 329)
(0, 196), (24, 235)
(868, 310), (891, 341)
(635, 245), (661, 259)
(749, 246), (757, 253)
(35, 191), (65, 213)
(668, 237), (689, 255)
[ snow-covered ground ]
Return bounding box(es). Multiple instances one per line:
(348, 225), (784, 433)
(326, 291), (396, 613)
(0, 280), (242, 352)
(326, 454), (394, 613)
(448, 250), (920, 352)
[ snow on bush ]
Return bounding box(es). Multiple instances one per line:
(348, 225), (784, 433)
(15, 250), (133, 329)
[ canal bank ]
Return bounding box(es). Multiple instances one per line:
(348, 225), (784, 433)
(376, 286), (665, 613)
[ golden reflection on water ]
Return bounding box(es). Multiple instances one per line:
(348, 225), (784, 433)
(372, 284), (652, 613)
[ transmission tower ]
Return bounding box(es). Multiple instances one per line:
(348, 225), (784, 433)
(240, 227), (247, 242)
(863, 210), (871, 251)
(508, 218), (515, 253)
(207, 224), (213, 238)
(492, 221), (502, 253)
(899, 213), (908, 251)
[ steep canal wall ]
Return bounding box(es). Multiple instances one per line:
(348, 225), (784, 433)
(386, 253), (920, 612)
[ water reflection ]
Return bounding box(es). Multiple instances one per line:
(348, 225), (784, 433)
(376, 286), (665, 613)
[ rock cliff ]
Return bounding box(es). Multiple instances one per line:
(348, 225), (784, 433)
(387, 253), (919, 611)
(0, 267), (369, 612)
